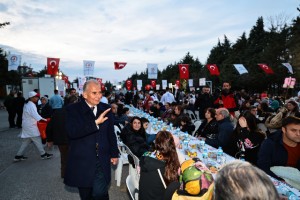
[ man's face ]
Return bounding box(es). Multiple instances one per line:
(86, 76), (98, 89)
(83, 83), (102, 107)
(250, 108), (258, 116)
(215, 110), (224, 121)
(70, 89), (76, 96)
(111, 104), (118, 114)
(222, 83), (231, 90)
(202, 87), (210, 94)
(282, 123), (300, 145)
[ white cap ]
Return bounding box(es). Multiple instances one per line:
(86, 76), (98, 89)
(28, 91), (40, 98)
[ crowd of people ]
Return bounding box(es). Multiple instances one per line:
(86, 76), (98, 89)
(3, 80), (300, 200)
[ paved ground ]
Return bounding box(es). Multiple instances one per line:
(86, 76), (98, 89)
(0, 109), (131, 200)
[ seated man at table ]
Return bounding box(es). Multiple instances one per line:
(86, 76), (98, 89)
(257, 116), (300, 179)
(199, 108), (234, 154)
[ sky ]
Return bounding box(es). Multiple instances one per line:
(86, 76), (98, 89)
(0, 0), (299, 83)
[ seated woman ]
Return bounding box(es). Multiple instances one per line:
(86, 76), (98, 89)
(232, 110), (266, 165)
(139, 131), (180, 200)
(120, 116), (149, 158)
(214, 160), (279, 200)
(195, 108), (218, 139)
(140, 117), (155, 146)
(179, 115), (195, 135)
(172, 105), (186, 128)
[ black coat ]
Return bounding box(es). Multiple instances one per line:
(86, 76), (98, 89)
(46, 108), (68, 145)
(196, 119), (218, 139)
(64, 101), (119, 187)
(194, 93), (214, 119)
(120, 124), (149, 158)
(139, 156), (166, 200)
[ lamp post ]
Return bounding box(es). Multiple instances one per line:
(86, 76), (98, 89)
(56, 71), (62, 80)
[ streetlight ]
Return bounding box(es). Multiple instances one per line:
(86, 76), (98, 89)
(56, 71), (62, 80)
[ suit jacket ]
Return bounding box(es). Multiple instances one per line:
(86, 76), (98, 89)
(64, 100), (119, 187)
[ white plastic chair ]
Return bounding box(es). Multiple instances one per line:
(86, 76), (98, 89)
(192, 120), (202, 137)
(124, 145), (140, 199)
(186, 110), (197, 122)
(126, 175), (139, 200)
(119, 123), (124, 130)
(114, 125), (129, 186)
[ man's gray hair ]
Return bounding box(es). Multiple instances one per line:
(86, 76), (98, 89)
(83, 80), (100, 92)
(219, 108), (230, 118)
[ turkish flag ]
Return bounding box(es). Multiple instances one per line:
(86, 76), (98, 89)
(258, 64), (274, 74)
(206, 64), (220, 76)
(96, 78), (102, 85)
(126, 80), (132, 90)
(101, 83), (106, 91)
(114, 62), (127, 70)
(62, 75), (69, 83)
(178, 64), (189, 79)
(175, 80), (180, 88)
(47, 58), (60, 75)
(150, 80), (156, 89)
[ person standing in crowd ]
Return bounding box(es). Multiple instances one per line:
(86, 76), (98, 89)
(14, 91), (53, 161)
(194, 85), (214, 119)
(139, 131), (180, 200)
(160, 87), (175, 105)
(64, 88), (77, 106)
(49, 89), (64, 112)
(14, 91), (25, 129)
(46, 95), (78, 178)
(214, 82), (238, 116)
(64, 80), (119, 200)
(143, 91), (153, 112)
(257, 116), (300, 180)
(40, 96), (52, 118)
(214, 160), (279, 200)
(199, 108), (234, 154)
(100, 91), (112, 104)
(4, 90), (16, 128)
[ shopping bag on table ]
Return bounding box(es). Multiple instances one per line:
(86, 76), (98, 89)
(37, 118), (50, 139)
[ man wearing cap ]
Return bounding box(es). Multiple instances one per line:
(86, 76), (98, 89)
(14, 91), (53, 161)
(257, 116), (300, 179)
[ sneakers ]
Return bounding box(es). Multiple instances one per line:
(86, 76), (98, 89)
(14, 155), (28, 162)
(41, 153), (53, 160)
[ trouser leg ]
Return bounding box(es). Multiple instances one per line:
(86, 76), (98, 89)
(92, 159), (109, 200)
(16, 111), (23, 128)
(78, 187), (93, 200)
(16, 138), (32, 156)
(58, 145), (69, 178)
(8, 110), (16, 127)
(31, 136), (46, 155)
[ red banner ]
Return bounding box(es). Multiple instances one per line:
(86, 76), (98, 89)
(206, 64), (220, 76)
(178, 64), (189, 79)
(62, 75), (69, 83)
(47, 58), (60, 75)
(258, 64), (274, 74)
(96, 78), (102, 85)
(126, 80), (132, 90)
(114, 62), (127, 70)
(150, 80), (156, 89)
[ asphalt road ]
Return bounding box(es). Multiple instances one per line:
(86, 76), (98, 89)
(0, 109), (130, 200)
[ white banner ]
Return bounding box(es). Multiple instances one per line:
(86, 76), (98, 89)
(137, 80), (142, 88)
(147, 63), (158, 79)
(7, 54), (21, 71)
(199, 78), (206, 86)
(188, 79), (193, 87)
(156, 84), (160, 90)
(233, 64), (248, 74)
(78, 76), (87, 92)
(83, 60), (95, 76)
(162, 80), (167, 90)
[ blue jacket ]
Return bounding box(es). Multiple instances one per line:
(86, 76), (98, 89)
(205, 117), (234, 153)
(257, 130), (300, 179)
(64, 100), (119, 187)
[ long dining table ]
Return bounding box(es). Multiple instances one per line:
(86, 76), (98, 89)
(127, 105), (300, 199)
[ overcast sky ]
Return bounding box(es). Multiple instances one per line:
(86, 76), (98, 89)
(0, 0), (299, 83)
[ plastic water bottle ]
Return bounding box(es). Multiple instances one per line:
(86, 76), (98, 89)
(277, 185), (299, 200)
(239, 153), (245, 161)
(202, 147), (208, 163)
(199, 139), (205, 152)
(217, 147), (223, 163)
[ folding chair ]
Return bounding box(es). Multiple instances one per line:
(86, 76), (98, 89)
(192, 120), (202, 137)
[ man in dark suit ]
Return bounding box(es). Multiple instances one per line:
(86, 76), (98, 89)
(64, 80), (119, 200)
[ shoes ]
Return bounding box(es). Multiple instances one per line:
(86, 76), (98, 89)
(41, 153), (53, 160)
(14, 155), (28, 162)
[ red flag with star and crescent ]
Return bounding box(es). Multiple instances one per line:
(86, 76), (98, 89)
(258, 64), (274, 74)
(206, 64), (220, 76)
(62, 75), (69, 83)
(47, 58), (60, 75)
(178, 64), (189, 79)
(150, 80), (156, 89)
(114, 62), (127, 70)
